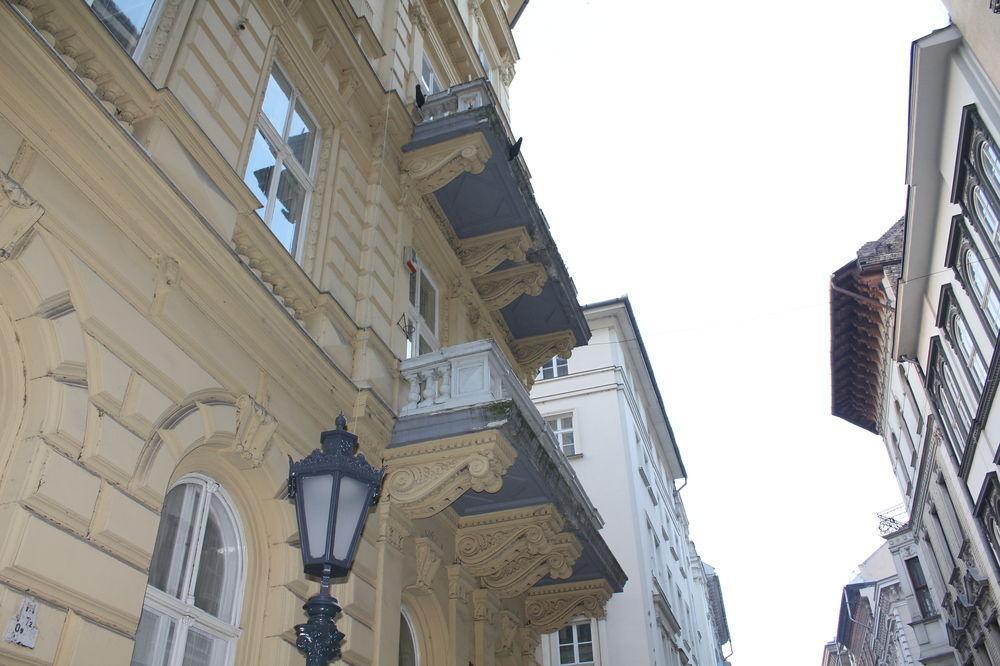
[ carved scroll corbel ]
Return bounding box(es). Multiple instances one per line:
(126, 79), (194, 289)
(383, 430), (516, 519)
(473, 263), (547, 310)
(524, 580), (613, 633)
(230, 394), (278, 468)
(410, 536), (444, 593)
(455, 227), (532, 277)
(511, 330), (576, 379)
(401, 132), (492, 196)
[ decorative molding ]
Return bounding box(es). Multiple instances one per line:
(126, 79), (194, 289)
(138, 0), (185, 79)
(455, 227), (531, 277)
(498, 56), (516, 87)
(232, 394), (277, 467)
(303, 127), (334, 276)
(447, 564), (476, 604)
(383, 430), (517, 519)
(150, 253), (180, 316)
(408, 3), (430, 32)
(376, 498), (410, 552)
(496, 610), (519, 655)
(401, 132), (491, 198)
(457, 505), (580, 598)
(0, 169), (43, 262)
(472, 588), (500, 623)
(410, 536), (443, 593)
(518, 626), (540, 658)
(511, 330), (576, 380)
(524, 580), (613, 633)
(472, 263), (547, 310)
(232, 217), (317, 319)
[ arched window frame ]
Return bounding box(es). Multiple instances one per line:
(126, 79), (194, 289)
(399, 606), (422, 666)
(947, 219), (1000, 345)
(938, 285), (989, 400)
(133, 473), (247, 666)
(928, 338), (973, 463)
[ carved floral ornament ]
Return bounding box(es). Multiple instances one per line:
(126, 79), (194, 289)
(382, 430), (517, 519)
(455, 227), (532, 277)
(0, 170), (43, 262)
(511, 330), (576, 379)
(524, 580), (613, 634)
(232, 394), (278, 467)
(472, 263), (547, 310)
(410, 536), (443, 593)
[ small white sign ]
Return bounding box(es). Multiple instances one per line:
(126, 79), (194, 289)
(4, 597), (38, 649)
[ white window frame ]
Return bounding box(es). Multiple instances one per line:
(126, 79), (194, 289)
(86, 0), (166, 59)
(399, 606), (422, 666)
(545, 413), (577, 457)
(555, 620), (596, 666)
(406, 257), (440, 358)
(537, 356), (569, 380)
(419, 53), (442, 95)
(247, 62), (320, 258)
(134, 474), (246, 666)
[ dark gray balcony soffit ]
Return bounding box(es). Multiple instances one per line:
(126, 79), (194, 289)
(389, 401), (627, 593)
(403, 80), (589, 347)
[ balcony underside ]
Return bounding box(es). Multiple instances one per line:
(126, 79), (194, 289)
(403, 84), (589, 350)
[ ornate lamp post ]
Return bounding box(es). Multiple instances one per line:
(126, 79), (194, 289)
(288, 414), (384, 665)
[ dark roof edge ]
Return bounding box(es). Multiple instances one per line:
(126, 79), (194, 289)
(510, 0), (529, 28)
(583, 296), (687, 479)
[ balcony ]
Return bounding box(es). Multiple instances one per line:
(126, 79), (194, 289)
(402, 79), (589, 381)
(384, 340), (626, 609)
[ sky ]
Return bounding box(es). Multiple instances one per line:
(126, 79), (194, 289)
(511, 1), (951, 663)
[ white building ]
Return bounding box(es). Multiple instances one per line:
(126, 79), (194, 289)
(529, 298), (731, 666)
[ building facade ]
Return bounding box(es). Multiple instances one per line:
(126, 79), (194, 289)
(529, 298), (731, 666)
(830, 9), (1000, 664)
(0, 0), (629, 664)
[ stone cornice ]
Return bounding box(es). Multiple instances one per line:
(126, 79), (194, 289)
(383, 429), (517, 519)
(524, 580), (613, 633)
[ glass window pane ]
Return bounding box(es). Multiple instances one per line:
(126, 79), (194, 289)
(261, 68), (292, 134)
(181, 626), (227, 666)
(559, 645), (575, 665)
(975, 186), (1000, 237)
(575, 623), (591, 642)
(271, 164), (306, 252)
(244, 130), (276, 208)
(542, 365), (555, 380)
(301, 475), (334, 559)
(558, 626), (573, 644)
(87, 0), (156, 55)
(399, 613), (417, 666)
(409, 271), (417, 306)
(193, 494), (241, 623)
(419, 271), (436, 334)
(578, 642), (594, 662)
(418, 334), (433, 356)
(287, 102), (316, 170)
(984, 142), (1000, 197)
(130, 608), (176, 666)
(332, 476), (370, 561)
(149, 483), (202, 599)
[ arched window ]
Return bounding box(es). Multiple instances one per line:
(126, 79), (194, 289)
(964, 246), (1000, 333)
(399, 610), (420, 666)
(982, 141), (1000, 198)
(949, 310), (988, 389)
(132, 475), (245, 666)
(973, 185), (1000, 239)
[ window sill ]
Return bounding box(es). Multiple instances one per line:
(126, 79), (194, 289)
(564, 453), (583, 460)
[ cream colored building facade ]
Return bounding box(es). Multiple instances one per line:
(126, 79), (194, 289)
(0, 0), (627, 664)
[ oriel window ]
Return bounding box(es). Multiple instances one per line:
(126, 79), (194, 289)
(244, 65), (320, 255)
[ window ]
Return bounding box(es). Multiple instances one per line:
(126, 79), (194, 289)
(983, 141), (1000, 197)
(930, 339), (972, 460)
(406, 260), (439, 358)
(948, 309), (988, 389)
(132, 476), (244, 666)
(420, 54), (441, 95)
(964, 245), (1000, 335)
(477, 44), (490, 77)
(546, 414), (576, 456)
(398, 610), (419, 666)
(244, 65), (319, 255)
(86, 0), (158, 56)
(557, 622), (594, 665)
(638, 467), (658, 505)
(906, 557), (934, 617)
(537, 356), (569, 380)
(974, 185), (1000, 240)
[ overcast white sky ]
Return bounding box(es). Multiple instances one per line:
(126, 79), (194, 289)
(511, 1), (951, 663)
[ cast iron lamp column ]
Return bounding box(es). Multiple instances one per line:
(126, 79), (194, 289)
(287, 414), (384, 665)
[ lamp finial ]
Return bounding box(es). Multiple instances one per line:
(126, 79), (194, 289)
(336, 412), (348, 431)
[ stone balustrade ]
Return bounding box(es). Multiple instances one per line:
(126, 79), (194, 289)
(399, 339), (514, 416)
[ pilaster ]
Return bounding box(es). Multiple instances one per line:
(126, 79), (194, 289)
(473, 587), (501, 666)
(371, 500), (412, 665)
(447, 564), (476, 666)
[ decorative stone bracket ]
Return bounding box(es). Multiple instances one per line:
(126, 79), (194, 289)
(401, 132), (491, 197)
(0, 170), (43, 262)
(230, 394), (278, 468)
(455, 227), (531, 277)
(524, 580), (613, 634)
(511, 330), (576, 380)
(473, 263), (547, 310)
(383, 430), (516, 519)
(409, 536), (443, 593)
(456, 505), (581, 598)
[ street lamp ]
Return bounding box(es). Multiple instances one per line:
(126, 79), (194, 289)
(288, 414), (384, 665)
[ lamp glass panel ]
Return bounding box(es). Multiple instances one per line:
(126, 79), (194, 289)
(301, 474), (335, 558)
(333, 476), (370, 560)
